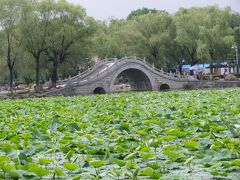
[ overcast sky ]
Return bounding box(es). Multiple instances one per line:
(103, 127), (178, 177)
(66, 0), (240, 21)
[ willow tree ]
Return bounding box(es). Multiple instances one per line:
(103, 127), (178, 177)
(197, 7), (234, 62)
(174, 8), (201, 65)
(174, 6), (234, 65)
(44, 0), (92, 87)
(20, 0), (51, 91)
(0, 0), (23, 95)
(122, 11), (175, 68)
(91, 19), (126, 59)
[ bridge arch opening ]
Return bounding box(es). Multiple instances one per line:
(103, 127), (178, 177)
(93, 87), (106, 94)
(159, 84), (170, 91)
(113, 68), (152, 92)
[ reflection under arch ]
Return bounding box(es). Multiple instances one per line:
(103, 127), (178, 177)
(113, 68), (152, 91)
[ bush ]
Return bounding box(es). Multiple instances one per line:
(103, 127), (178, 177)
(22, 76), (34, 85)
(203, 74), (225, 80)
(224, 74), (238, 81)
(183, 84), (194, 90)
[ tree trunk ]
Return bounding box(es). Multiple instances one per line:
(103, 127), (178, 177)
(34, 55), (41, 92)
(190, 53), (197, 66)
(9, 67), (14, 96)
(187, 47), (197, 66)
(7, 34), (14, 96)
(36, 56), (40, 86)
(209, 63), (213, 80)
(209, 51), (214, 78)
(51, 57), (58, 88)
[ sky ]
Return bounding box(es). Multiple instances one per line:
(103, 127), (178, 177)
(66, 0), (240, 21)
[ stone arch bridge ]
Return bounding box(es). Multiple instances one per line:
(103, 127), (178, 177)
(47, 57), (195, 96)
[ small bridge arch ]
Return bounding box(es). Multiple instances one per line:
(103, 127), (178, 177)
(110, 64), (155, 92)
(159, 84), (170, 91)
(93, 87), (106, 94)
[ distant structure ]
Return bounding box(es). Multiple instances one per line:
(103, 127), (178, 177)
(182, 63), (230, 76)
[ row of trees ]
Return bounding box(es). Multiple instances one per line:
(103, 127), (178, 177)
(0, 0), (240, 93)
(0, 0), (95, 93)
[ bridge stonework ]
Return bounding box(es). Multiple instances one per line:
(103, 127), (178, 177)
(47, 57), (194, 96)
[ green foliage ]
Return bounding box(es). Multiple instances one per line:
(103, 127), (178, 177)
(63, 162), (79, 171)
(38, 158), (54, 165)
(54, 167), (65, 176)
(112, 158), (126, 167)
(0, 155), (10, 167)
(127, 7), (158, 20)
(141, 167), (162, 179)
(90, 19), (126, 59)
(25, 164), (50, 177)
(0, 0), (94, 86)
(174, 6), (234, 65)
(184, 140), (199, 150)
(2, 163), (15, 173)
(231, 159), (240, 167)
(89, 160), (107, 168)
(122, 11), (175, 67)
(0, 0), (24, 93)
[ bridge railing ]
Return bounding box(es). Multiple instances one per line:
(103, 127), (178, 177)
(64, 60), (116, 86)
(57, 57), (118, 85)
(119, 56), (188, 80)
(77, 58), (119, 81)
(54, 56), (189, 87)
(81, 56), (189, 84)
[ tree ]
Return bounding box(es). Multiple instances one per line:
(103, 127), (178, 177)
(123, 12), (175, 68)
(20, 0), (51, 91)
(197, 7), (234, 62)
(232, 13), (240, 55)
(0, 32), (8, 83)
(127, 8), (158, 20)
(174, 6), (234, 65)
(174, 8), (200, 65)
(0, 0), (23, 95)
(91, 19), (126, 59)
(45, 0), (91, 87)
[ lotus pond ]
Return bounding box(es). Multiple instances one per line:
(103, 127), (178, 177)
(0, 88), (240, 179)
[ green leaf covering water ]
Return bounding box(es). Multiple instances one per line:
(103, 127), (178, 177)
(141, 167), (162, 179)
(184, 140), (199, 150)
(2, 163), (15, 173)
(0, 88), (240, 179)
(25, 164), (50, 177)
(0, 155), (10, 167)
(38, 158), (54, 165)
(63, 162), (80, 171)
(89, 160), (107, 168)
(54, 167), (65, 176)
